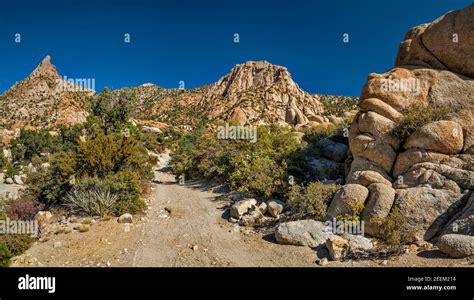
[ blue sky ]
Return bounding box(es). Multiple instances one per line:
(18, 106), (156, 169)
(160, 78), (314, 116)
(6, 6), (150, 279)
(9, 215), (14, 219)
(0, 0), (471, 96)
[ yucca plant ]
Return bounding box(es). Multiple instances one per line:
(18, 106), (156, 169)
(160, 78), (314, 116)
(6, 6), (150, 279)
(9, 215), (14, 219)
(65, 186), (118, 216)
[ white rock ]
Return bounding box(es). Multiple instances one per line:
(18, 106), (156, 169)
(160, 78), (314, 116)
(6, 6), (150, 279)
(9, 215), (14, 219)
(267, 200), (285, 217)
(118, 213), (133, 224)
(13, 175), (23, 185)
(230, 198), (257, 219)
(275, 220), (335, 248)
(258, 202), (268, 214)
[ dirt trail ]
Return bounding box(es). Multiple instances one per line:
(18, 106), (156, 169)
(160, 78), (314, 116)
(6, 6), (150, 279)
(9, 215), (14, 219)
(11, 154), (472, 268)
(131, 161), (315, 267)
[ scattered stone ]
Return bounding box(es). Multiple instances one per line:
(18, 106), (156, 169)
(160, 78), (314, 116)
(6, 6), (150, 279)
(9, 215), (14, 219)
(316, 257), (329, 266)
(326, 235), (349, 261)
(39, 236), (50, 243)
(275, 220), (335, 248)
(239, 209), (265, 227)
(81, 217), (94, 225)
(258, 202), (268, 214)
(35, 211), (53, 228)
(230, 198), (257, 219)
(267, 200), (285, 218)
(13, 175), (24, 185)
(53, 241), (62, 249)
(118, 213), (133, 224)
(100, 215), (112, 221)
(192, 245), (199, 251)
(342, 234), (374, 253)
(75, 224), (90, 233)
(5, 177), (13, 184)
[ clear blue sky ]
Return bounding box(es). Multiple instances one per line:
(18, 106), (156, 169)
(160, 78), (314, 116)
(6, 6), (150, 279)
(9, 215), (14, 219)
(0, 0), (471, 96)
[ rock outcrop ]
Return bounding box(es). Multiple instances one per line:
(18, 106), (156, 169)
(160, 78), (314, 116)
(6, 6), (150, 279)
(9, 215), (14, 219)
(0, 56), (92, 134)
(328, 4), (474, 251)
(199, 61), (325, 126)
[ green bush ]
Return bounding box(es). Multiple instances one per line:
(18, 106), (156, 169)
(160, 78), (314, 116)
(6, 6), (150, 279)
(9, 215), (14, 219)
(391, 104), (450, 142)
(77, 134), (152, 180)
(171, 124), (300, 198)
(0, 242), (12, 267)
(26, 151), (76, 205)
(89, 88), (136, 135)
(104, 171), (145, 215)
(0, 234), (35, 268)
(319, 95), (358, 117)
(229, 153), (287, 198)
(58, 124), (84, 151)
(370, 207), (415, 247)
(11, 130), (60, 162)
(0, 148), (6, 169)
(4, 163), (19, 179)
(287, 182), (341, 220)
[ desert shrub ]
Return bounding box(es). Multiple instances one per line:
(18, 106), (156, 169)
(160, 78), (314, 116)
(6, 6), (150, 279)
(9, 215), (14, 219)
(67, 174), (144, 216)
(0, 242), (11, 267)
(0, 148), (6, 169)
(77, 134), (152, 180)
(171, 124), (300, 198)
(319, 95), (358, 117)
(287, 182), (341, 220)
(302, 124), (338, 145)
(4, 163), (19, 179)
(104, 171), (144, 215)
(26, 151), (76, 205)
(58, 124), (84, 151)
(156, 127), (185, 151)
(229, 153), (287, 198)
(391, 104), (450, 142)
(5, 196), (43, 221)
(370, 207), (414, 247)
(0, 234), (35, 268)
(10, 129), (60, 162)
(65, 185), (118, 217)
(30, 155), (43, 169)
(89, 88), (136, 135)
(336, 199), (365, 222)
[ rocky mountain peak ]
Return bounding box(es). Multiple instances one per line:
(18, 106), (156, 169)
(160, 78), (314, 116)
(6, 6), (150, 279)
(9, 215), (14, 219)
(214, 60), (299, 97)
(28, 55), (60, 81)
(0, 56), (90, 134)
(201, 60), (324, 125)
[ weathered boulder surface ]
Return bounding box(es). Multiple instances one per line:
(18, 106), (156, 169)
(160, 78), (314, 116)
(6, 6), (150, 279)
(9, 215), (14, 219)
(394, 188), (465, 241)
(327, 184), (369, 220)
(397, 4), (474, 78)
(328, 4), (474, 243)
(404, 121), (464, 155)
(438, 234), (474, 258)
(275, 220), (335, 248)
(362, 183), (396, 236)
